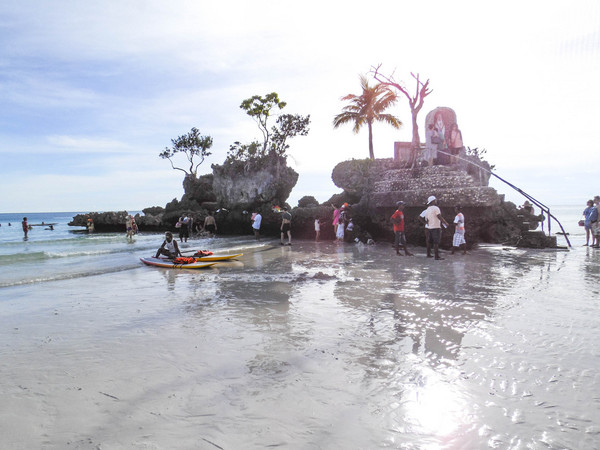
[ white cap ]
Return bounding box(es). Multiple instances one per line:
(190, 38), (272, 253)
(427, 195), (436, 205)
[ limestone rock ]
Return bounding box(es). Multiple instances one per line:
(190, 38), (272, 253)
(211, 156), (298, 209)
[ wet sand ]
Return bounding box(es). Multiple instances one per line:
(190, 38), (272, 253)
(0, 239), (599, 448)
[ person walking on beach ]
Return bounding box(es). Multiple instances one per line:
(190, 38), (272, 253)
(155, 231), (182, 259)
(451, 205), (467, 255)
(583, 200), (596, 246)
(424, 196), (449, 260)
(252, 212), (262, 240)
(203, 214), (217, 237)
(390, 201), (413, 256)
(22, 217), (28, 239)
(280, 206), (292, 245)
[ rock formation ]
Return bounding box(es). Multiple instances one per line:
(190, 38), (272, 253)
(288, 157), (554, 248)
(70, 154), (299, 236)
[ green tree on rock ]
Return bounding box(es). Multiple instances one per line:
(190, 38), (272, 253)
(333, 75), (402, 160)
(159, 127), (213, 178)
(227, 92), (310, 163)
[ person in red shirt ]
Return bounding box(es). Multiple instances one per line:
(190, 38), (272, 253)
(390, 201), (413, 256)
(22, 217), (29, 239)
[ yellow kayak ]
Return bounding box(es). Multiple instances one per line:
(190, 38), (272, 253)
(140, 257), (216, 270)
(193, 253), (243, 262)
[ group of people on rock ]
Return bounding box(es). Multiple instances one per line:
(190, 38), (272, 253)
(582, 196), (600, 247)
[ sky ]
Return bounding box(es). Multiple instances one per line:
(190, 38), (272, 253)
(1, 0), (599, 213)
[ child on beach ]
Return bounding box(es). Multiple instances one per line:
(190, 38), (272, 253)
(451, 205), (467, 255)
(155, 232), (182, 259)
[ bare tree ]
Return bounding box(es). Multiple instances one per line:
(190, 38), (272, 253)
(371, 64), (432, 167)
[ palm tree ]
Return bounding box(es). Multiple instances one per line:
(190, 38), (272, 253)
(333, 75), (402, 160)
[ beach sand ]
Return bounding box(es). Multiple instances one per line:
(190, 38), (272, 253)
(0, 239), (599, 448)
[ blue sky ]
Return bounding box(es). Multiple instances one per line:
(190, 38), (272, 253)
(1, 1), (599, 213)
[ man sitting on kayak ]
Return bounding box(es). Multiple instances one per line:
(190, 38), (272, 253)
(155, 232), (183, 259)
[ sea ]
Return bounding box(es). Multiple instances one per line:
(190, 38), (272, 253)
(0, 205), (599, 448)
(0, 211), (259, 288)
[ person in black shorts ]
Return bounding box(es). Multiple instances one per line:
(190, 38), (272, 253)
(280, 207), (292, 245)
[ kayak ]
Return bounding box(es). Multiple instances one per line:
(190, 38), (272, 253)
(160, 253), (243, 262)
(193, 253), (243, 262)
(140, 257), (217, 270)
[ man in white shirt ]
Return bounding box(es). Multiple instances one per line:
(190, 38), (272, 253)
(424, 195), (449, 260)
(252, 212), (262, 240)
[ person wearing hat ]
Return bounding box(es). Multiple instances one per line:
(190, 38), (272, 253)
(521, 201), (534, 215)
(155, 231), (182, 259)
(390, 201), (413, 256)
(423, 195), (449, 260)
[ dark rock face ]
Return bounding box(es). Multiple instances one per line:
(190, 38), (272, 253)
(211, 156), (298, 210)
(182, 174), (216, 205)
(289, 158), (549, 248)
(69, 211), (163, 232)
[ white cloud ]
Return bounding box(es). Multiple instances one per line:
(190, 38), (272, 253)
(1, 0), (599, 212)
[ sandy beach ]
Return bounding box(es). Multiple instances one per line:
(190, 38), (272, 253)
(0, 235), (599, 449)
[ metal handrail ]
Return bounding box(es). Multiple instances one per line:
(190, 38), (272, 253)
(433, 148), (572, 248)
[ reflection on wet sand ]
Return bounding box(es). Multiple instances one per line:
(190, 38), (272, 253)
(130, 241), (598, 447)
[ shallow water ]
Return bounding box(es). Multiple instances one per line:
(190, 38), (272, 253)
(0, 209), (598, 448)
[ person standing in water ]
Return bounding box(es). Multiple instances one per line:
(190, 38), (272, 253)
(314, 218), (322, 242)
(390, 201), (413, 256)
(125, 215), (134, 240)
(22, 217), (28, 238)
(280, 206), (292, 245)
(583, 200), (596, 246)
(203, 214), (217, 237)
(451, 205), (467, 255)
(424, 196), (449, 260)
